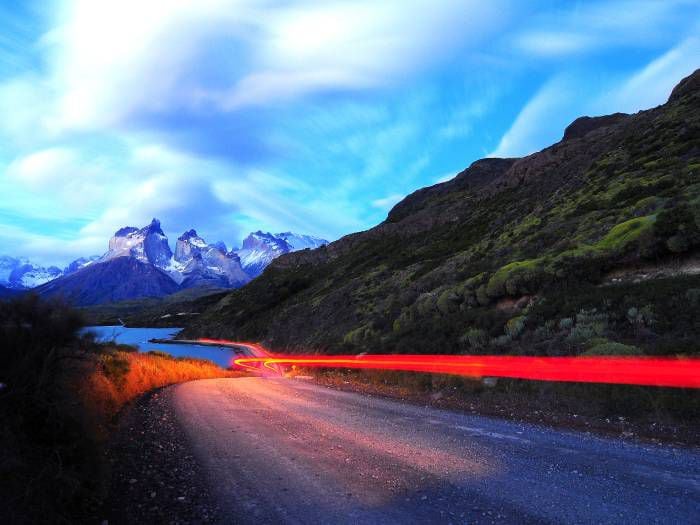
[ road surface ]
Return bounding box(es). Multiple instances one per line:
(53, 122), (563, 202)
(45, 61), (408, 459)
(170, 377), (699, 524)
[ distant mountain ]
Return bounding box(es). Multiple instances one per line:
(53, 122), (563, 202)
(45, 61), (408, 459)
(236, 231), (328, 278)
(0, 255), (100, 289)
(173, 229), (249, 288)
(29, 218), (326, 305)
(36, 257), (180, 306)
(63, 256), (101, 276)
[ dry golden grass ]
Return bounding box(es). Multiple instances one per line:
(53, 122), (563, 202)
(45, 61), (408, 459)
(73, 348), (239, 425)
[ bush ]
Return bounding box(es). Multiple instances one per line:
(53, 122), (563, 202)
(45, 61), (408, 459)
(559, 317), (574, 330)
(685, 288), (700, 306)
(486, 259), (545, 298)
(460, 328), (488, 349)
(583, 342), (644, 356)
(0, 295), (235, 523)
(505, 315), (526, 339)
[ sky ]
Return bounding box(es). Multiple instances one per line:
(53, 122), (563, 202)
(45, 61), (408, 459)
(0, 0), (699, 265)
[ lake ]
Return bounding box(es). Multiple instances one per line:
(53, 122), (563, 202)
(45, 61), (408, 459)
(83, 326), (236, 368)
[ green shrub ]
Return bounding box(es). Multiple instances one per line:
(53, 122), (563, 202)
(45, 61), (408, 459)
(486, 259), (545, 298)
(559, 317), (574, 330)
(593, 216), (654, 253)
(505, 315), (526, 339)
(626, 306), (654, 328)
(460, 328), (488, 349)
(437, 289), (460, 314)
(492, 334), (512, 347)
(583, 342), (644, 356)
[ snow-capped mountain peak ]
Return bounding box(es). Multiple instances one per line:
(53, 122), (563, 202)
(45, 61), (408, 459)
(275, 232), (328, 251)
(235, 231), (328, 278)
(0, 255), (99, 289)
(103, 217), (173, 268)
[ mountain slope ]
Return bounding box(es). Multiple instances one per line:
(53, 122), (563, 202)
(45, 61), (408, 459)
(183, 69), (700, 356)
(0, 284), (21, 299)
(36, 257), (180, 306)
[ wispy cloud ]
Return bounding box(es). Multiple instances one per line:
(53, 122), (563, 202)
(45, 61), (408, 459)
(371, 194), (404, 211)
(488, 76), (576, 158)
(598, 37), (700, 113)
(0, 0), (699, 264)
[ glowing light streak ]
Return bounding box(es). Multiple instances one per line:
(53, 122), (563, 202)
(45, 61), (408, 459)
(194, 339), (700, 388)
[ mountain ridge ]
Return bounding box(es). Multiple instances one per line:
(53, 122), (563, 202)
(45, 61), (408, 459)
(29, 223), (327, 305)
(181, 69), (700, 358)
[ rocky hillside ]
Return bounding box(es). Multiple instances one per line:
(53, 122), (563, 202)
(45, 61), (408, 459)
(183, 70), (700, 357)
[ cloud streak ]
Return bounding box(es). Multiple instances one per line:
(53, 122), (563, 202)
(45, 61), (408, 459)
(0, 1), (699, 265)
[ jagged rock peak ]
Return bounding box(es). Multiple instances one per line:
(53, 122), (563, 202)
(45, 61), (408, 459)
(114, 226), (138, 237)
(141, 217), (164, 234)
(178, 229), (200, 241)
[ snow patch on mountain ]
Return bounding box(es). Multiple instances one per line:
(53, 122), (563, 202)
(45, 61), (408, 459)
(234, 231), (328, 278)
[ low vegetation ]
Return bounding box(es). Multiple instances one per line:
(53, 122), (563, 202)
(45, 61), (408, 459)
(183, 71), (700, 361)
(0, 295), (235, 524)
(175, 71), (700, 438)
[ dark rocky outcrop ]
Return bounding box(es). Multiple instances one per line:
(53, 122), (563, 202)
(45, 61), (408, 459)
(562, 113), (628, 141)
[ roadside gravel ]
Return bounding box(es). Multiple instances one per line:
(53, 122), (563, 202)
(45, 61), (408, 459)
(104, 387), (224, 524)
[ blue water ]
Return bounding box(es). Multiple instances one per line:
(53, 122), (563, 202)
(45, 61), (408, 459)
(83, 326), (236, 368)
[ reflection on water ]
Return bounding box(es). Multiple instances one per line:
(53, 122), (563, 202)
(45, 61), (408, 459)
(83, 326), (235, 368)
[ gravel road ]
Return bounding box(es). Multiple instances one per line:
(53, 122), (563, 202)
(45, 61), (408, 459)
(163, 377), (700, 524)
(107, 377), (700, 524)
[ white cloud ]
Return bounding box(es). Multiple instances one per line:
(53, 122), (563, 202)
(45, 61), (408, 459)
(516, 32), (595, 57)
(0, 222), (106, 266)
(434, 171), (457, 184)
(371, 194), (404, 210)
(7, 147), (78, 187)
(600, 37), (700, 113)
(21, 0), (511, 131)
(489, 76), (575, 158)
(513, 0), (698, 58)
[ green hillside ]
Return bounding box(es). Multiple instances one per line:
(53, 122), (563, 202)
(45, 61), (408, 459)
(182, 70), (700, 358)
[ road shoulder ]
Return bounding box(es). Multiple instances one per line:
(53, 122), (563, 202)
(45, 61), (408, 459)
(104, 386), (223, 524)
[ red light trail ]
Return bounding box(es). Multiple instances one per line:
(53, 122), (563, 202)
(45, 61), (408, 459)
(194, 339), (700, 388)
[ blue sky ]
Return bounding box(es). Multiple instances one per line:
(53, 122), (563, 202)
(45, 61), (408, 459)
(0, 0), (699, 265)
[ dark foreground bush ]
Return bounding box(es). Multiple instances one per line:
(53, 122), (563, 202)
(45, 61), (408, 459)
(0, 295), (235, 524)
(0, 295), (93, 524)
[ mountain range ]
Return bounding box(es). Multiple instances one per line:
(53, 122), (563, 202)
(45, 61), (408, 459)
(1, 221), (326, 305)
(181, 69), (700, 359)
